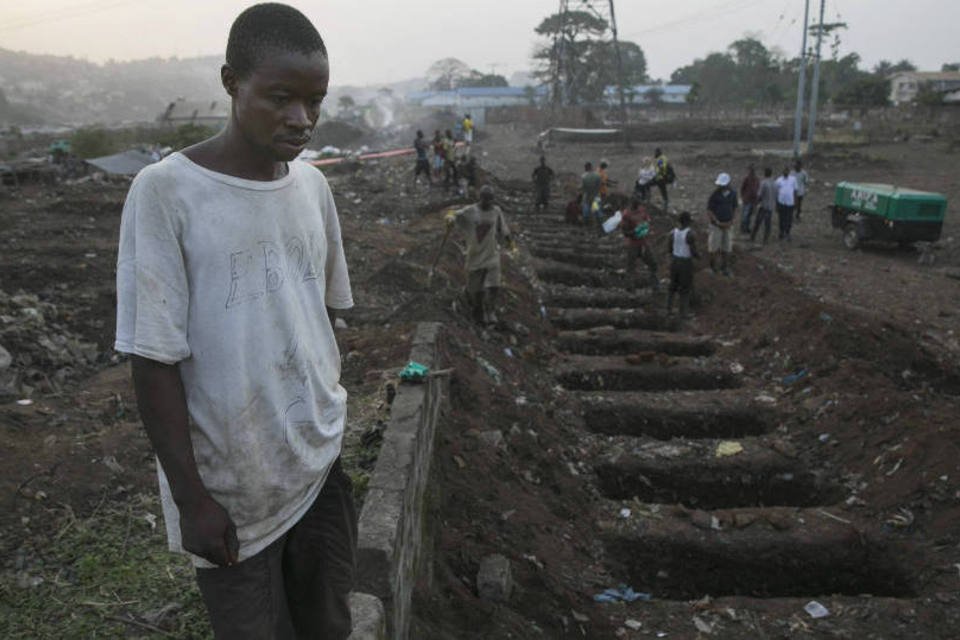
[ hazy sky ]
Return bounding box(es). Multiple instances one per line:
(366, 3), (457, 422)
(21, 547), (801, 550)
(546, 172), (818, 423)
(1, 1), (958, 85)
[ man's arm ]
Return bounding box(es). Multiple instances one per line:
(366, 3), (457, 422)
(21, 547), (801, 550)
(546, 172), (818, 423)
(327, 306), (337, 328)
(131, 355), (238, 567)
(687, 232), (701, 259)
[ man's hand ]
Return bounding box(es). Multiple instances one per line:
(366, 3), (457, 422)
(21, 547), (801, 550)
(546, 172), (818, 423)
(444, 210), (457, 227)
(178, 493), (239, 567)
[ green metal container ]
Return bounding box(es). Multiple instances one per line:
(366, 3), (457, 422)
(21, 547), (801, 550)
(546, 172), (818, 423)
(831, 182), (947, 249)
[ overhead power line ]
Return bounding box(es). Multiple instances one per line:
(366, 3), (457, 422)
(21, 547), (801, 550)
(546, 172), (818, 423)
(0, 0), (138, 34)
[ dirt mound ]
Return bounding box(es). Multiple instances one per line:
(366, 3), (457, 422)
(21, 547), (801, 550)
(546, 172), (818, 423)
(310, 119), (368, 148)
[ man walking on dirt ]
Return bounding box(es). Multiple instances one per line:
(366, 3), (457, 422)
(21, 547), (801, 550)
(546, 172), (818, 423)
(707, 172), (737, 276)
(599, 159), (616, 204)
(791, 159), (809, 222)
(666, 211), (699, 318)
(653, 148), (672, 211)
(580, 161), (602, 226)
(751, 167), (776, 245)
(739, 165), (759, 234)
(620, 195), (659, 291)
(413, 129), (432, 187)
(462, 113), (474, 154)
(114, 5), (356, 638)
(532, 155), (555, 213)
(775, 166), (798, 241)
(446, 185), (513, 324)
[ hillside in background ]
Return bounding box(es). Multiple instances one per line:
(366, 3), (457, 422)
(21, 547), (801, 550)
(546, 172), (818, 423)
(0, 48), (428, 128)
(0, 49), (225, 126)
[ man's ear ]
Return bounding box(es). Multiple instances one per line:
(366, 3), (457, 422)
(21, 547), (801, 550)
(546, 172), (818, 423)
(221, 64), (239, 98)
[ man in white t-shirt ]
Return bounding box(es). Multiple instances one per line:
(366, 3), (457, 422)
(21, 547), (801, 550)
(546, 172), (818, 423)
(114, 5), (356, 638)
(774, 166), (798, 241)
(791, 159), (809, 222)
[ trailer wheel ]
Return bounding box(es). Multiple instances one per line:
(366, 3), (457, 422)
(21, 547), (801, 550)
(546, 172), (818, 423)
(842, 222), (860, 250)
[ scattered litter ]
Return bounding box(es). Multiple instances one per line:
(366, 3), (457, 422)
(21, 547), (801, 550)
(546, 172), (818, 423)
(818, 433), (830, 443)
(453, 455), (466, 469)
(692, 616), (714, 634)
(782, 369), (808, 385)
(816, 509), (851, 525)
(819, 312), (833, 323)
(619, 507), (632, 519)
(515, 396), (527, 406)
(101, 455), (125, 474)
(715, 441), (744, 458)
(594, 585), (652, 603)
(886, 507), (915, 528)
(571, 610), (589, 623)
(804, 601), (830, 618)
(16, 399), (33, 406)
(754, 394), (776, 404)
(885, 457), (904, 476)
(503, 347), (514, 358)
(540, 305), (548, 319)
(601, 210), (623, 234)
(476, 357), (502, 385)
(729, 361), (744, 374)
(624, 619), (642, 630)
(501, 509), (516, 521)
(143, 513), (157, 529)
(656, 633), (668, 638)
(523, 554), (544, 570)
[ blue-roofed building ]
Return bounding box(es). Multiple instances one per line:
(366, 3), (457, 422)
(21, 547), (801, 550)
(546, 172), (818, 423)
(604, 84), (692, 105)
(406, 86), (549, 126)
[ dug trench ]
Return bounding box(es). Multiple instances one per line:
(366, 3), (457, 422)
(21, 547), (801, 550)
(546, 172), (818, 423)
(412, 177), (960, 638)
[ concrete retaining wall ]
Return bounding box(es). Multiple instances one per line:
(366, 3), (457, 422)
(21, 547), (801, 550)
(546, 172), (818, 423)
(352, 322), (445, 640)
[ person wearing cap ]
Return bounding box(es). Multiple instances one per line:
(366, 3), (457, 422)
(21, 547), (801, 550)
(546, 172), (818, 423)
(445, 185), (513, 325)
(706, 172), (738, 276)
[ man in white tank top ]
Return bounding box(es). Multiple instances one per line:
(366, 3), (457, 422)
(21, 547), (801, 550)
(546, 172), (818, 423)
(666, 211), (700, 318)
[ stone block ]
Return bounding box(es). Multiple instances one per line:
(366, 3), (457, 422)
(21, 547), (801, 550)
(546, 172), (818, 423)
(477, 554), (513, 603)
(347, 592), (386, 640)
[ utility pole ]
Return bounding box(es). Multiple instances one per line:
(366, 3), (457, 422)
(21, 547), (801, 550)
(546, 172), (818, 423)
(607, 0), (630, 145)
(806, 0), (827, 154)
(792, 0), (811, 158)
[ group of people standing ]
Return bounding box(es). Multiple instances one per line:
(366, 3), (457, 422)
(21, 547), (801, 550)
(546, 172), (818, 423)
(705, 160), (810, 275)
(413, 113), (477, 194)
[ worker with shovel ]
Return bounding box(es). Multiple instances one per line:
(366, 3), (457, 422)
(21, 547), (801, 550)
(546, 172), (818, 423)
(445, 185), (514, 325)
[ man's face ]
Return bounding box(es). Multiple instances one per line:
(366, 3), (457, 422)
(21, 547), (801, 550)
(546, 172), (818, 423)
(228, 51), (329, 162)
(480, 192), (494, 209)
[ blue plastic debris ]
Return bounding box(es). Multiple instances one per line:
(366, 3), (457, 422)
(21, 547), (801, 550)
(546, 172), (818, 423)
(782, 369), (808, 385)
(593, 585), (652, 603)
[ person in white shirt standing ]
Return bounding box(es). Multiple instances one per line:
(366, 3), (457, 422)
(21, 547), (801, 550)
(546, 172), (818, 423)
(114, 4), (357, 638)
(774, 166), (798, 242)
(791, 159), (809, 223)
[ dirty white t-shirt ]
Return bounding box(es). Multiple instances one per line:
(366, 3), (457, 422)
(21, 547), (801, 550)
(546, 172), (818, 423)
(115, 152), (353, 567)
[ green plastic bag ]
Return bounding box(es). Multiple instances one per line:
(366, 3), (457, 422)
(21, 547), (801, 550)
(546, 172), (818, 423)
(399, 361), (430, 382)
(633, 222), (650, 239)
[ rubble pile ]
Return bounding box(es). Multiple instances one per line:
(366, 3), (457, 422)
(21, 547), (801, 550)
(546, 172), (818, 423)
(0, 288), (101, 400)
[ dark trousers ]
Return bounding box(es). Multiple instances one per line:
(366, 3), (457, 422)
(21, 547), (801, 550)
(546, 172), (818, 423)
(625, 244), (658, 288)
(655, 179), (669, 206)
(777, 203), (794, 239)
(669, 257), (693, 294)
(196, 459), (357, 640)
(751, 207), (773, 243)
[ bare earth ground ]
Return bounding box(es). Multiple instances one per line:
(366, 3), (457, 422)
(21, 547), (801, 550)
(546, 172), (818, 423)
(2, 122), (959, 638)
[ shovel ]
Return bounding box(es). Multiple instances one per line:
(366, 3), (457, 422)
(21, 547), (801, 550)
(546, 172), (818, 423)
(427, 223), (453, 286)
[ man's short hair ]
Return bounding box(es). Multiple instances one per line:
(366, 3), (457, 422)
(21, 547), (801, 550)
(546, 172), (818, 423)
(584, 162), (592, 170)
(226, 3), (328, 78)
(679, 211), (692, 226)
